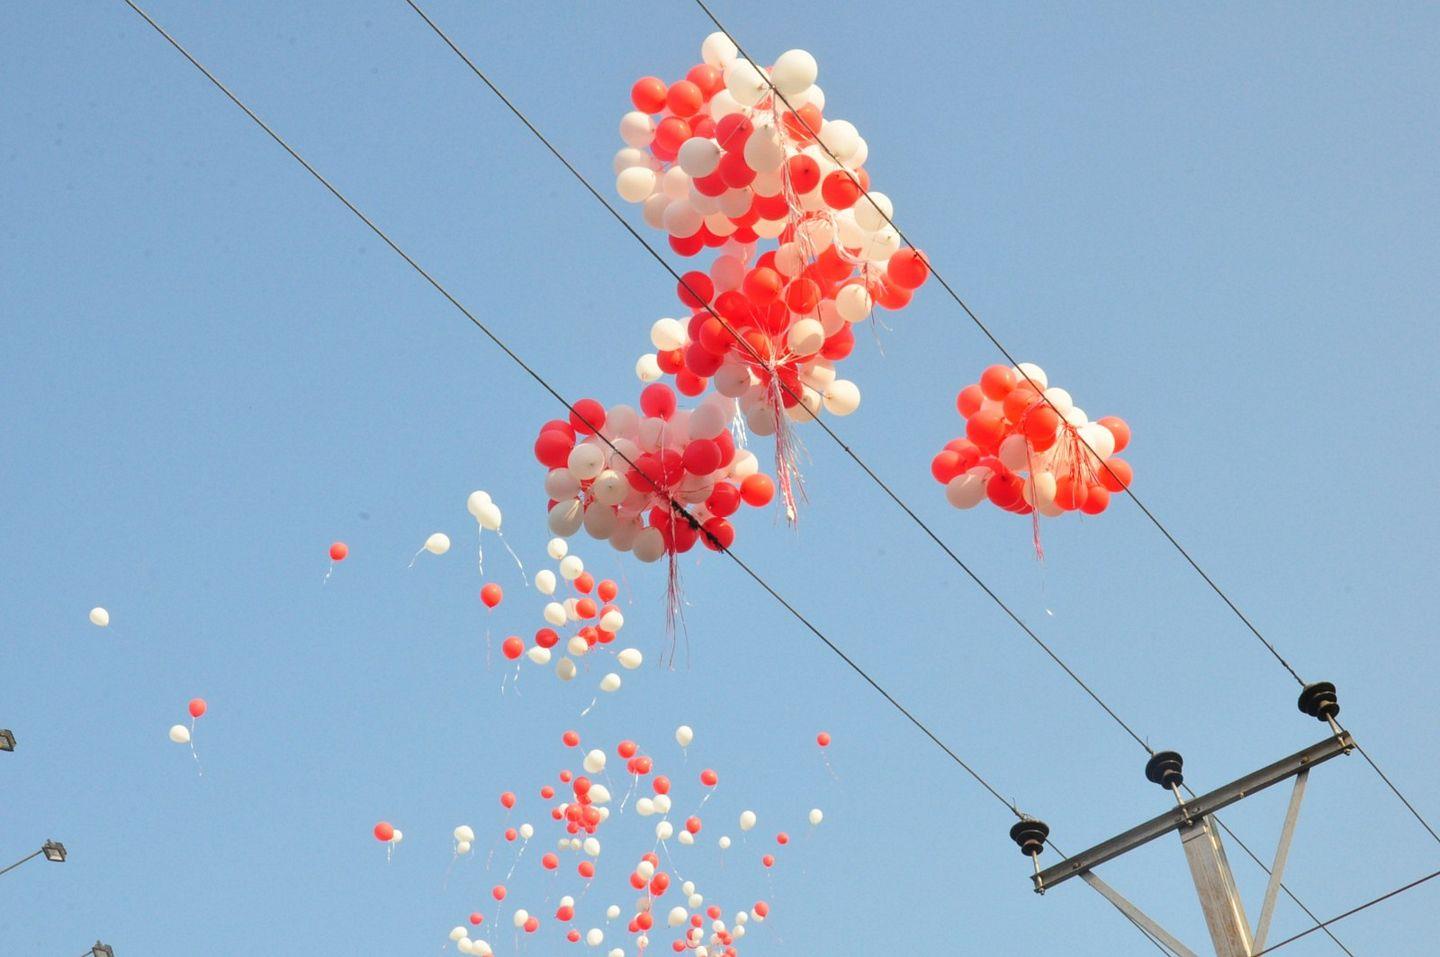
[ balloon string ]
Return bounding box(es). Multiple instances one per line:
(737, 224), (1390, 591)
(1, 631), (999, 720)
(323, 560), (335, 585)
(496, 530), (527, 585)
(820, 752), (840, 783)
(408, 546), (425, 569)
(579, 695), (598, 717)
(475, 527), (485, 577)
(619, 773), (638, 812)
(189, 718), (203, 777)
(503, 837), (528, 882)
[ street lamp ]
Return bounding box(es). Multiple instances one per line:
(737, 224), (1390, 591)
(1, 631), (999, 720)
(89, 942), (115, 957)
(0, 729), (14, 751)
(0, 839), (67, 877)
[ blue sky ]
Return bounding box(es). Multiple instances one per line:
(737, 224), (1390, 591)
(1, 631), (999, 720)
(4, 2), (1438, 954)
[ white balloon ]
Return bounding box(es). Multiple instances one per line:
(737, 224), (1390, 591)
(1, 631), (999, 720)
(546, 468), (582, 501)
(600, 609), (625, 632)
(547, 500), (584, 537)
(1078, 422), (1116, 460)
(662, 201), (703, 238)
(547, 537), (569, 560)
(999, 433), (1031, 472)
(89, 607), (110, 627)
(519, 823), (533, 839)
(651, 317), (687, 351)
(1042, 387), (1074, 417)
(853, 191), (894, 231)
(945, 473), (989, 509)
(456, 840), (472, 854)
(458, 939), (475, 954)
(675, 725), (694, 747)
(586, 928), (605, 946)
(619, 111), (655, 148)
(616, 167), (657, 204)
(770, 49), (818, 96)
(168, 724), (190, 744)
(466, 489), (492, 518)
(600, 673), (622, 693)
(583, 836), (601, 856)
(823, 380), (860, 416)
(559, 554), (584, 580)
(513, 909), (529, 928)
(817, 119), (860, 161)
(632, 527), (666, 563)
(642, 193), (670, 231)
(613, 146), (650, 173)
(668, 906), (688, 927)
(617, 648), (643, 669)
(835, 283), (872, 324)
(544, 602), (567, 626)
(701, 31), (738, 68)
(451, 927), (468, 942)
(1014, 362), (1048, 390)
(786, 318), (825, 357)
(723, 59), (768, 107)
(454, 825), (475, 843)
(390, 829), (403, 844)
(526, 646), (552, 666)
(636, 353), (663, 383)
(424, 532), (451, 555)
(1024, 471), (1058, 508)
(742, 127), (785, 173)
(568, 444), (606, 481)
(471, 942), (491, 957)
(677, 830), (695, 845)
(583, 502), (618, 540)
(653, 794), (672, 815)
(584, 749), (607, 773)
(656, 821), (674, 841)
(556, 657), (577, 681)
(592, 470), (630, 507)
(808, 808), (824, 826)
(677, 137), (722, 177)
(739, 810), (756, 831)
(535, 569), (557, 595)
(718, 835), (731, 849)
(636, 797), (655, 816)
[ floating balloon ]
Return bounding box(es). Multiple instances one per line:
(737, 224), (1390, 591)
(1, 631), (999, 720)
(89, 607), (109, 627)
(425, 533), (451, 555)
(188, 698), (207, 719)
(480, 583), (503, 608)
(168, 724), (190, 744)
(934, 363), (1133, 546)
(329, 542), (348, 561)
(374, 821), (395, 842)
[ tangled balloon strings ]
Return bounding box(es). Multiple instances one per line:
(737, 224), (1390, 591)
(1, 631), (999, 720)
(619, 35), (932, 522)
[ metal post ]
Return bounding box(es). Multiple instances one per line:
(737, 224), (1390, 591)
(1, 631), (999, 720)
(1252, 769), (1308, 951)
(1179, 815), (1253, 957)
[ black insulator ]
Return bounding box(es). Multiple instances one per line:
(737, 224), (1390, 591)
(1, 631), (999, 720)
(1145, 750), (1185, 790)
(1009, 818), (1049, 858)
(1298, 681), (1340, 722)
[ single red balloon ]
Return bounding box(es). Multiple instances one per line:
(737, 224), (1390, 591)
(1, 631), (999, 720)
(373, 821), (394, 842)
(188, 697), (207, 719)
(480, 583), (503, 608)
(329, 542), (348, 561)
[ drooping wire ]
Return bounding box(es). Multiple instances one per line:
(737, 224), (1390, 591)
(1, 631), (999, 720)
(116, 0), (1028, 834)
(392, 9), (1354, 952)
(692, 0), (1440, 860)
(1251, 865), (1440, 956)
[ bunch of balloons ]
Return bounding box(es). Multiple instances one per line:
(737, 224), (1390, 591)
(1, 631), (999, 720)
(617, 34), (930, 516)
(421, 723), (823, 957)
(533, 386), (775, 562)
(932, 363), (1133, 518)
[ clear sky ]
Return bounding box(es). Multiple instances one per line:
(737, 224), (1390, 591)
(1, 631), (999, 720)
(4, 2), (1438, 955)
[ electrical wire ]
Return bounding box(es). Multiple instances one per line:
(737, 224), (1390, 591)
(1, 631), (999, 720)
(1252, 865), (1440, 956)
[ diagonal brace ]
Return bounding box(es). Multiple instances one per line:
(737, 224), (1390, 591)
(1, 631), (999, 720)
(1252, 768), (1308, 952)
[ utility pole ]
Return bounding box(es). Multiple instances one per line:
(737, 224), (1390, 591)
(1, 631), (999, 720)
(1010, 682), (1351, 957)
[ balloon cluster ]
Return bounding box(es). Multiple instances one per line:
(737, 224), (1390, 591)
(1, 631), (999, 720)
(412, 724), (824, 956)
(533, 385), (775, 561)
(932, 363), (1133, 518)
(619, 34), (929, 436)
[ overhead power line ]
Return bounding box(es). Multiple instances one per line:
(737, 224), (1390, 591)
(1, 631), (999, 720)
(1252, 864), (1440, 956)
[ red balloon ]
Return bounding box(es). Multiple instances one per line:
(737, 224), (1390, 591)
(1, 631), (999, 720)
(502, 636), (524, 660)
(630, 76), (667, 113)
(754, 901), (770, 918)
(562, 729), (580, 747)
(535, 627), (559, 649)
(578, 860), (595, 879)
(574, 571), (594, 594)
(931, 450), (965, 484)
(817, 731), (831, 747)
(329, 541), (348, 562)
(597, 579), (618, 602)
(700, 768), (719, 787)
(524, 915), (539, 934)
(1081, 485), (1111, 514)
(500, 791), (516, 809)
(686, 64), (722, 97)
(534, 429), (574, 468)
(492, 884), (507, 901)
(886, 248), (929, 289)
(617, 739), (639, 759)
(653, 116), (691, 153)
(373, 821), (394, 842)
(542, 852), (559, 870)
(821, 170), (861, 209)
(569, 398), (607, 436)
(666, 80), (703, 117)
(686, 816), (703, 834)
(761, 854), (775, 868)
(683, 438), (723, 475)
(966, 410), (1008, 452)
(980, 364), (1017, 400)
(776, 832), (789, 845)
(740, 474), (774, 508)
(677, 271), (714, 309)
(480, 583), (503, 608)
(1099, 416), (1131, 453)
(1098, 458), (1133, 492)
(469, 913), (483, 926)
(786, 154), (821, 193)
(986, 472), (1025, 508)
(701, 517), (734, 551)
(653, 775), (671, 794)
(640, 383), (677, 420)
(188, 697), (207, 719)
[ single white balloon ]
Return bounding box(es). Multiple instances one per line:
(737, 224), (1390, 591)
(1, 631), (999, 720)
(424, 532), (451, 555)
(89, 607), (110, 627)
(675, 725), (694, 748)
(168, 724), (190, 744)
